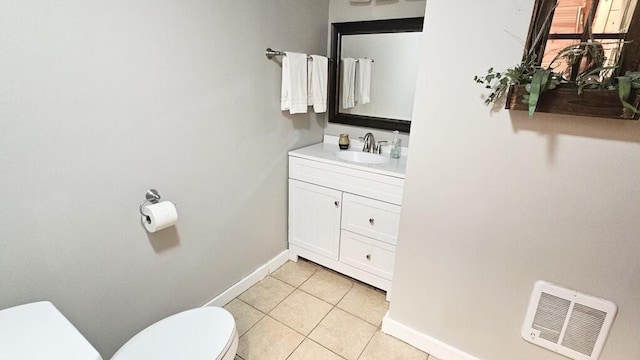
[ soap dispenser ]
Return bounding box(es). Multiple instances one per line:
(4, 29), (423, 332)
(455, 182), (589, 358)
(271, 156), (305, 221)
(390, 130), (401, 159)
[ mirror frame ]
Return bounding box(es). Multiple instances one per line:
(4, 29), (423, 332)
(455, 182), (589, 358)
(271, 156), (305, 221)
(329, 17), (424, 134)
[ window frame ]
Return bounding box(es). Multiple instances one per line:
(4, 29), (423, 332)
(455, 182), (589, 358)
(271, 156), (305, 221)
(529, 0), (640, 75)
(508, 0), (640, 119)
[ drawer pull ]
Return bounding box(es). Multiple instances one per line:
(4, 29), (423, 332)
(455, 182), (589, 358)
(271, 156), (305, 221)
(334, 201), (340, 207)
(366, 254), (371, 260)
(369, 218), (374, 225)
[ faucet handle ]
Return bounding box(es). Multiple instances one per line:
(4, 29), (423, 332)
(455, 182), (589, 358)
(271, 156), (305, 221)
(374, 141), (388, 154)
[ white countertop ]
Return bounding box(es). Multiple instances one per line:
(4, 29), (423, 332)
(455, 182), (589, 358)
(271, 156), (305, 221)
(289, 136), (407, 178)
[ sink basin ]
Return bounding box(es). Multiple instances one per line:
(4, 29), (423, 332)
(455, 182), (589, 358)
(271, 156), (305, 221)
(334, 151), (389, 164)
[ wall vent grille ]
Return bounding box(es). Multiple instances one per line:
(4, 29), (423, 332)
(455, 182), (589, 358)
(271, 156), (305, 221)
(532, 292), (571, 343)
(522, 281), (617, 360)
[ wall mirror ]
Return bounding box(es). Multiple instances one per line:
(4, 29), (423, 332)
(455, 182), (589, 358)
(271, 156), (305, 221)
(329, 17), (424, 133)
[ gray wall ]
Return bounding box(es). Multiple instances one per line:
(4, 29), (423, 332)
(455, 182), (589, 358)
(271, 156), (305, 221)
(0, 0), (328, 357)
(325, 0), (426, 147)
(389, 0), (640, 359)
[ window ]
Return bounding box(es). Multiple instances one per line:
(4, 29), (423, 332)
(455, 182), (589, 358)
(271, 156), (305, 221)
(529, 0), (640, 80)
(509, 0), (640, 119)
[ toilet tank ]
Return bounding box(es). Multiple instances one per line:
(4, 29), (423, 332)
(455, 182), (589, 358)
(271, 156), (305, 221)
(0, 301), (102, 360)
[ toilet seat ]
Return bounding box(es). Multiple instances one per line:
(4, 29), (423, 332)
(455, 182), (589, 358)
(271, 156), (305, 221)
(0, 302), (237, 360)
(111, 306), (238, 360)
(0, 301), (102, 360)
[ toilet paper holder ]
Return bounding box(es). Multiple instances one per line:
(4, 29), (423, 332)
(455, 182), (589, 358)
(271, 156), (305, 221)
(139, 189), (179, 232)
(139, 189), (162, 219)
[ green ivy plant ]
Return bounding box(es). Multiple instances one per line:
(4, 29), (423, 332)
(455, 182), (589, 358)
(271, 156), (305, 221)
(475, 42), (640, 117)
(473, 59), (561, 117)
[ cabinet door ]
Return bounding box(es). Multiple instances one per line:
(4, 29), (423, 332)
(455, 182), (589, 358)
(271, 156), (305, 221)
(289, 179), (342, 260)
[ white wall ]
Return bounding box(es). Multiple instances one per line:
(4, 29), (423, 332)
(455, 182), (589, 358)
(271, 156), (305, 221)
(388, 0), (640, 359)
(326, 0), (426, 146)
(0, 0), (328, 357)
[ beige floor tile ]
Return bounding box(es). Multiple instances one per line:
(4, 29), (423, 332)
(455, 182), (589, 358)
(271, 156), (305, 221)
(287, 339), (345, 360)
(359, 331), (428, 360)
(337, 283), (388, 326)
(427, 355), (442, 360)
(234, 356), (243, 360)
(271, 259), (318, 287)
(299, 269), (353, 305)
(238, 276), (294, 313)
(308, 308), (376, 360)
(269, 289), (332, 335)
(223, 299), (264, 337)
(237, 316), (304, 360)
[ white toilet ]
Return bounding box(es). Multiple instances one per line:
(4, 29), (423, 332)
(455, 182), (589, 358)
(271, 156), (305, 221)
(0, 301), (238, 360)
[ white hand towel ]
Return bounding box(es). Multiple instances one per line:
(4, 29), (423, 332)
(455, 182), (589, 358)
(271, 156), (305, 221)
(281, 51), (308, 114)
(341, 58), (357, 109)
(307, 57), (314, 107)
(308, 55), (328, 113)
(356, 58), (372, 105)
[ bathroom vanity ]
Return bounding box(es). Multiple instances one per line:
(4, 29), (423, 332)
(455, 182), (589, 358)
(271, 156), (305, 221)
(288, 136), (406, 294)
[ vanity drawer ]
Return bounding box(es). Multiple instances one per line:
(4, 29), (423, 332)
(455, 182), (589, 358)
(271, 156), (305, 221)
(339, 230), (395, 280)
(341, 193), (401, 245)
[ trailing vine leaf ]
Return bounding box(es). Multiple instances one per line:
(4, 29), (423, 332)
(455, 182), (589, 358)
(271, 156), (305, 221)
(617, 75), (640, 114)
(626, 71), (640, 88)
(474, 58), (540, 106)
(528, 70), (551, 116)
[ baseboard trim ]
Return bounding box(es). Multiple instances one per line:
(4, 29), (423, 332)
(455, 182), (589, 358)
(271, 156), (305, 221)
(382, 313), (480, 360)
(203, 250), (290, 307)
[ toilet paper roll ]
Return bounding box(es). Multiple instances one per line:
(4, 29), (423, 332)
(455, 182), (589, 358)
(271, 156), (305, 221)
(141, 201), (178, 233)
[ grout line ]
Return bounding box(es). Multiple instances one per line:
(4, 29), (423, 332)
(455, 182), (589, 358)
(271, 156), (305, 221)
(294, 264), (320, 290)
(284, 260), (347, 359)
(294, 260), (385, 359)
(355, 329), (378, 360)
(305, 301), (335, 337)
(265, 314), (306, 338)
(310, 338), (349, 360)
(233, 259), (396, 359)
(284, 340), (305, 360)
(228, 298), (266, 338)
(263, 275), (296, 314)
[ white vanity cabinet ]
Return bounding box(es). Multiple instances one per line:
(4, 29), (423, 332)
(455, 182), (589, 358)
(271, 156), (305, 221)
(288, 142), (406, 292)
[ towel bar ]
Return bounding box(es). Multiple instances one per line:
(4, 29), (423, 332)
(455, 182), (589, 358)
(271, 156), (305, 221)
(265, 48), (286, 60)
(265, 48), (344, 62)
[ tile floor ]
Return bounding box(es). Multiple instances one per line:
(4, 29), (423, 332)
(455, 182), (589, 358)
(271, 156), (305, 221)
(223, 258), (440, 360)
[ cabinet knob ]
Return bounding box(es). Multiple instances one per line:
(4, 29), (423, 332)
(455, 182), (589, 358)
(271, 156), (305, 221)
(366, 254), (371, 260)
(334, 201), (340, 207)
(369, 218), (374, 225)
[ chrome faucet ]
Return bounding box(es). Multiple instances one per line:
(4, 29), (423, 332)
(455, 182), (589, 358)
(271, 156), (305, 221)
(362, 132), (375, 153)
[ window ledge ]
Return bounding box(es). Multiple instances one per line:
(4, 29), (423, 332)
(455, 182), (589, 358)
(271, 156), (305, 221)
(506, 84), (640, 120)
